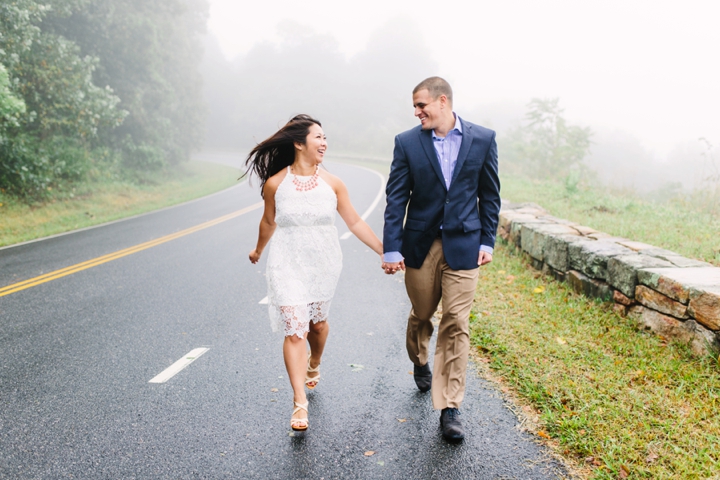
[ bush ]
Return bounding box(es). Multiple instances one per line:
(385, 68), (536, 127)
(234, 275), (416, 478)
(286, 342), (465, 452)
(0, 134), (93, 200)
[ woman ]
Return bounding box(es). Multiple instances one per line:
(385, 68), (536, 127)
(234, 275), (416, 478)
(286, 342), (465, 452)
(246, 114), (383, 431)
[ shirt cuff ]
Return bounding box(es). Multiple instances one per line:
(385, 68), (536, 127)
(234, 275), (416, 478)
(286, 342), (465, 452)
(479, 245), (494, 255)
(383, 251), (404, 263)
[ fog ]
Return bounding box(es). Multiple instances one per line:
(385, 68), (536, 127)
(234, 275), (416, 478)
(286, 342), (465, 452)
(202, 0), (720, 193)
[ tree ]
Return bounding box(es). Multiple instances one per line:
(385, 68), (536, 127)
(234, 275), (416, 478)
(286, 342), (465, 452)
(47, 0), (209, 169)
(504, 98), (592, 179)
(0, 63), (26, 143)
(0, 0), (125, 198)
(1, 0), (209, 199)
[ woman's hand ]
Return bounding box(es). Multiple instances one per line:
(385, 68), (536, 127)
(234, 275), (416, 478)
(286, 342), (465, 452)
(249, 249), (261, 264)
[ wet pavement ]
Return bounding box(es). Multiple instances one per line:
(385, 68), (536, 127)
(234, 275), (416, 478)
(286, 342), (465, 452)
(0, 161), (567, 479)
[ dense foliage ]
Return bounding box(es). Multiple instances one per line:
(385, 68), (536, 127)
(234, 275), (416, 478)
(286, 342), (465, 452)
(0, 0), (208, 200)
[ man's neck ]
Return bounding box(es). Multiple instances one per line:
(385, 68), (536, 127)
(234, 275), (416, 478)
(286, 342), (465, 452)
(433, 113), (457, 138)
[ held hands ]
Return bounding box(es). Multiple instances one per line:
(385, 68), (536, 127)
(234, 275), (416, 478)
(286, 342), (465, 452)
(249, 249), (261, 264)
(478, 251), (493, 266)
(381, 259), (405, 275)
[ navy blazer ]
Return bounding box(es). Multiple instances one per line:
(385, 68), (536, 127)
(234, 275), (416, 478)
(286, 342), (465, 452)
(383, 117), (501, 270)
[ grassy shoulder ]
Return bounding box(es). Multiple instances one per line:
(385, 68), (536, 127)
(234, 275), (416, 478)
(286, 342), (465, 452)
(500, 175), (720, 266)
(472, 242), (720, 479)
(0, 160), (240, 247)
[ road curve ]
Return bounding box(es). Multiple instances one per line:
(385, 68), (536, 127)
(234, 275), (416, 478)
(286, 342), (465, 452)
(0, 160), (567, 479)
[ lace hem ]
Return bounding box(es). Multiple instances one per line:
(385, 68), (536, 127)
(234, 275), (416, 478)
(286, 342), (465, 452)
(270, 300), (332, 339)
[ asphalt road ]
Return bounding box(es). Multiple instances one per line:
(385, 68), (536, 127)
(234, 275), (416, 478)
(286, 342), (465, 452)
(0, 160), (567, 479)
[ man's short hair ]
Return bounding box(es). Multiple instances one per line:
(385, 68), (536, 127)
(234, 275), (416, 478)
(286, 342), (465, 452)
(413, 76), (453, 105)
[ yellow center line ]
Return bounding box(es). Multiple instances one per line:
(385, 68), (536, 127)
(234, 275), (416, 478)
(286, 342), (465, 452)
(0, 202), (263, 298)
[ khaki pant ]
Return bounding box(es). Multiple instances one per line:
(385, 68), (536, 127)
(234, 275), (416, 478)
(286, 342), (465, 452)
(405, 239), (479, 410)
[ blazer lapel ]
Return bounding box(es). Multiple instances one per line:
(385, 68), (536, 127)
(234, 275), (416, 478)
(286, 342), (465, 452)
(451, 118), (474, 186)
(418, 128), (447, 190)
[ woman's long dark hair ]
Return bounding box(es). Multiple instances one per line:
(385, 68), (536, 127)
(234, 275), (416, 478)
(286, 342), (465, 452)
(242, 114), (322, 196)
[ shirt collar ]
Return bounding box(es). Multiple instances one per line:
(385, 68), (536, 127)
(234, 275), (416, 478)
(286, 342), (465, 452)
(432, 113), (462, 140)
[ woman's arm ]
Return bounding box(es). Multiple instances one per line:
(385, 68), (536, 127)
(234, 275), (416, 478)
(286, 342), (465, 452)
(249, 179), (279, 263)
(331, 175), (383, 256)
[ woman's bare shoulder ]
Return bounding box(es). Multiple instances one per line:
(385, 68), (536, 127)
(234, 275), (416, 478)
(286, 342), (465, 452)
(318, 169), (344, 189)
(264, 168), (288, 196)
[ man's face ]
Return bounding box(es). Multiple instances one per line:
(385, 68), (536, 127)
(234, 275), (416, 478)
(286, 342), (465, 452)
(413, 89), (444, 130)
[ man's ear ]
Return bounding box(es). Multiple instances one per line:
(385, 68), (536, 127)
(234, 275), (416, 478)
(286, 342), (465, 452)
(439, 94), (448, 108)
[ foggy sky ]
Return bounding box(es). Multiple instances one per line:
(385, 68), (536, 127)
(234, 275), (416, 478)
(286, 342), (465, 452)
(207, 0), (720, 161)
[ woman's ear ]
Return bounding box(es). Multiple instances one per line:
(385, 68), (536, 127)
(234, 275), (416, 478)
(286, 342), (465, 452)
(294, 142), (303, 151)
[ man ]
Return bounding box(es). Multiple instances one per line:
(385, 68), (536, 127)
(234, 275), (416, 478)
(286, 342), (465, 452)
(382, 76), (500, 442)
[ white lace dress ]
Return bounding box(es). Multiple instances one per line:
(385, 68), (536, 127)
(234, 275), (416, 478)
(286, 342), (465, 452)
(266, 169), (343, 338)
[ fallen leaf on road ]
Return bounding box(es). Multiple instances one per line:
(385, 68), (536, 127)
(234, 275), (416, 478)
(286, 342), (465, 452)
(397, 418), (407, 423)
(270, 388), (278, 392)
(364, 451), (375, 456)
(537, 430), (550, 439)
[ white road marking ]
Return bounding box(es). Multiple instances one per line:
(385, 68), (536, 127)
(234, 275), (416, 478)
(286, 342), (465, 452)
(259, 296), (268, 304)
(149, 348), (209, 383)
(341, 167), (386, 240)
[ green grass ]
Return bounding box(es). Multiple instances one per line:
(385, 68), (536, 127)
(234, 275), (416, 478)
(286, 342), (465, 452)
(0, 160), (240, 247)
(500, 175), (720, 266)
(472, 242), (720, 479)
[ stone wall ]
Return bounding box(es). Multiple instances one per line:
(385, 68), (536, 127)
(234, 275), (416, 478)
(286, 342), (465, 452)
(498, 201), (720, 356)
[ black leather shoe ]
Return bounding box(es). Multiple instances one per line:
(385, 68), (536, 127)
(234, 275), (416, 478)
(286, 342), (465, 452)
(413, 363), (432, 392)
(440, 408), (465, 442)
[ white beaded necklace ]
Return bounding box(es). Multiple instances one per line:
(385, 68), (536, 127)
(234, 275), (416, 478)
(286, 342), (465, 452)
(291, 165), (319, 192)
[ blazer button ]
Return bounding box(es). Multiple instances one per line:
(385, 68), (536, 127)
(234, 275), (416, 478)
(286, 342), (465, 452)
(445, 199), (450, 204)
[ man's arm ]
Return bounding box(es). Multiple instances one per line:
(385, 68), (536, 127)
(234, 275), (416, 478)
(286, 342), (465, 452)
(477, 132), (501, 264)
(383, 136), (412, 274)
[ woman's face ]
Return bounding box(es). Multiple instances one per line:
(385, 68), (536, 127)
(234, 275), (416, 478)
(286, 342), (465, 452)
(302, 124), (327, 164)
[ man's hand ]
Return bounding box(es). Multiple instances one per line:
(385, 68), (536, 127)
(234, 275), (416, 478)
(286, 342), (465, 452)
(382, 260), (405, 275)
(478, 251), (493, 266)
